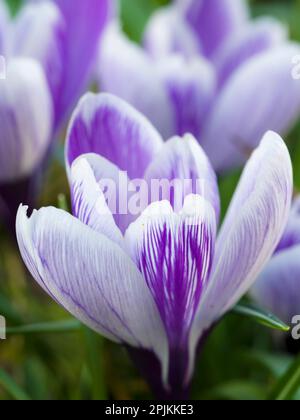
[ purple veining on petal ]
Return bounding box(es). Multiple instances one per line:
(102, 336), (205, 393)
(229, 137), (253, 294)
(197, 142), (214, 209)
(70, 156), (125, 245)
(158, 57), (216, 139)
(126, 198), (216, 352)
(125, 196), (216, 390)
(66, 93), (163, 180)
(144, 136), (220, 221)
(141, 221), (212, 347)
(16, 206), (169, 366)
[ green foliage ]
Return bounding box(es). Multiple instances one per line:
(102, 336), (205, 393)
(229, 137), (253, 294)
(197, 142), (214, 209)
(233, 303), (290, 332)
(5, 0), (22, 16)
(269, 354), (300, 400)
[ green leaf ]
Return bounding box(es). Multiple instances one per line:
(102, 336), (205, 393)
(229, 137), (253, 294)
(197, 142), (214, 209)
(269, 354), (300, 400)
(57, 193), (69, 212)
(0, 369), (31, 401)
(5, 0), (23, 16)
(120, 0), (154, 42)
(233, 303), (290, 332)
(201, 380), (266, 401)
(244, 350), (293, 378)
(6, 319), (81, 335)
(83, 328), (107, 400)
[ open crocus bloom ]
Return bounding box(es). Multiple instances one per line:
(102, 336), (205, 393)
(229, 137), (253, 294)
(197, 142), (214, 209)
(98, 0), (300, 171)
(17, 93), (293, 398)
(252, 198), (300, 325)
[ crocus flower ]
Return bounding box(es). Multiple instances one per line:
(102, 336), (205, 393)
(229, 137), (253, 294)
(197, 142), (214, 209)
(252, 198), (300, 326)
(98, 0), (300, 172)
(0, 57), (53, 230)
(7, 0), (112, 128)
(16, 93), (292, 398)
(0, 0), (111, 227)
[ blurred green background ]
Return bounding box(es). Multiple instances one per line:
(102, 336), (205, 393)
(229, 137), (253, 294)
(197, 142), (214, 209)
(1, 0), (300, 401)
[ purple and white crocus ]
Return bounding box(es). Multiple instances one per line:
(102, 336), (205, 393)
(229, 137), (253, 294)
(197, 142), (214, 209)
(252, 198), (300, 326)
(0, 0), (111, 227)
(16, 93), (293, 398)
(98, 0), (300, 172)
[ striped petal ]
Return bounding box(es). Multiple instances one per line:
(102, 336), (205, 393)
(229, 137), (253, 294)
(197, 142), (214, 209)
(16, 204), (169, 381)
(157, 56), (216, 139)
(70, 155), (124, 247)
(144, 135), (220, 221)
(125, 195), (216, 384)
(66, 92), (163, 179)
(188, 132), (292, 380)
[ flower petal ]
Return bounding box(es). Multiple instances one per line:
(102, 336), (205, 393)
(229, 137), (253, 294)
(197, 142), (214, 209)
(202, 44), (300, 171)
(214, 18), (287, 88)
(98, 23), (174, 139)
(125, 195), (216, 353)
(180, 0), (249, 57)
(251, 245), (300, 324)
(12, 1), (64, 128)
(66, 92), (163, 179)
(0, 58), (53, 182)
(187, 131), (293, 381)
(51, 0), (111, 127)
(276, 197), (300, 253)
(70, 156), (124, 247)
(144, 5), (200, 59)
(71, 153), (133, 234)
(157, 56), (216, 139)
(16, 205), (169, 379)
(0, 1), (9, 55)
(144, 135), (220, 221)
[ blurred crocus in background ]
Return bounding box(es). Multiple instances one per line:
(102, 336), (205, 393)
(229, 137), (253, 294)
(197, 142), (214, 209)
(0, 0), (111, 229)
(0, 57), (53, 230)
(252, 198), (300, 327)
(0, 1), (8, 56)
(16, 92), (293, 398)
(98, 0), (300, 172)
